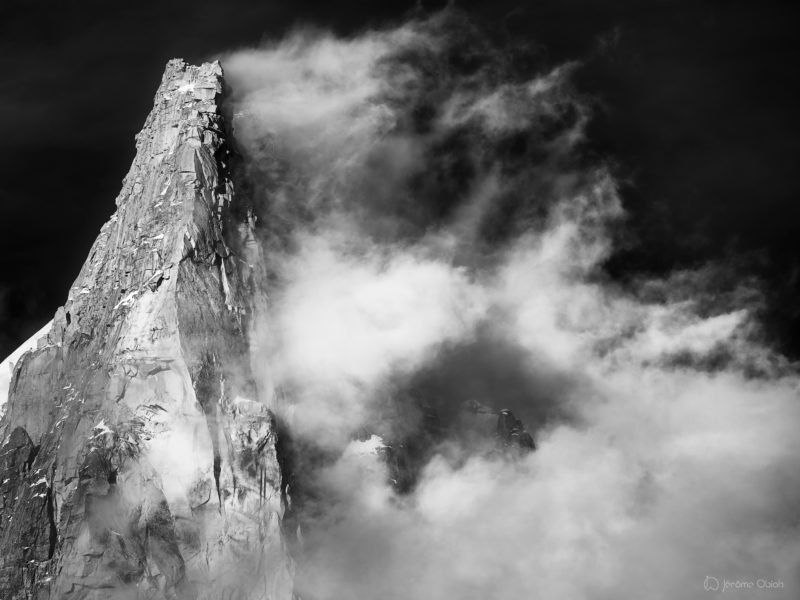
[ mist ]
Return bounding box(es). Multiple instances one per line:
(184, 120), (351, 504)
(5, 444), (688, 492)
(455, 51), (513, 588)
(217, 11), (800, 599)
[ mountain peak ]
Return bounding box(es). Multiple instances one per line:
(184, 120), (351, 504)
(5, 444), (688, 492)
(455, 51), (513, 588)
(0, 59), (292, 600)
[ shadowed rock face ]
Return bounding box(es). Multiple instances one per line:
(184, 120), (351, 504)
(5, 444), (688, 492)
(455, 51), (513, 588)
(0, 60), (292, 600)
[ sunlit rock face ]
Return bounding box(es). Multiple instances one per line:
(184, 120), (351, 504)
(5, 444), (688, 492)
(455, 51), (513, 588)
(0, 60), (292, 600)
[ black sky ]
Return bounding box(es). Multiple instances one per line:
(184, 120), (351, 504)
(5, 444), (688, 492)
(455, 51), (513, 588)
(1, 0), (798, 359)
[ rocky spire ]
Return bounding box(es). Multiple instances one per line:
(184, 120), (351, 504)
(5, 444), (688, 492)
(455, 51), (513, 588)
(0, 60), (292, 600)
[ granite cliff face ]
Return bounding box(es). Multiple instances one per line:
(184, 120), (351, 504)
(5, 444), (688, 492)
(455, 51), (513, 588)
(0, 60), (291, 600)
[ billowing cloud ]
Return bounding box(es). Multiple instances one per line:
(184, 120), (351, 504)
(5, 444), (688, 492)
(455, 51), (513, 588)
(219, 10), (800, 599)
(268, 235), (487, 446)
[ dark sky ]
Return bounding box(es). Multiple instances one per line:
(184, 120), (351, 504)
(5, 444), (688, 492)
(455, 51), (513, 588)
(1, 0), (798, 359)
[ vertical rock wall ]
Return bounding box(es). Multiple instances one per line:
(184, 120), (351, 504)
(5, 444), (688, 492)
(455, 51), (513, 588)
(0, 60), (293, 600)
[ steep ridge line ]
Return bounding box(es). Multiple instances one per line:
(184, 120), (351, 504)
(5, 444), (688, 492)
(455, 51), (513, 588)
(0, 59), (294, 600)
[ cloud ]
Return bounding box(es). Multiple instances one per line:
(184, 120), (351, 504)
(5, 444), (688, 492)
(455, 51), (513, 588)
(295, 371), (800, 600)
(219, 10), (800, 599)
(268, 235), (487, 447)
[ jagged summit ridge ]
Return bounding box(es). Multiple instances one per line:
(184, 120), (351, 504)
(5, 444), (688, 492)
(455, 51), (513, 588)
(0, 59), (292, 600)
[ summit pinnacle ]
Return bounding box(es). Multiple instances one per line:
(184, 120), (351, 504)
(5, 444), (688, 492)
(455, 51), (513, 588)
(0, 60), (293, 600)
